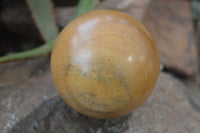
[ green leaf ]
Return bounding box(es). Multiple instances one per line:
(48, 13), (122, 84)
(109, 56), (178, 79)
(26, 0), (59, 42)
(74, 0), (98, 19)
(192, 1), (200, 20)
(0, 0), (98, 63)
(0, 40), (55, 63)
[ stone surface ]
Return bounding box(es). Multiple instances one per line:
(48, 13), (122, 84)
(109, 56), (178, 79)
(1, 56), (200, 133)
(0, 56), (57, 133)
(120, 0), (150, 22)
(125, 72), (200, 133)
(143, 0), (198, 77)
(96, 0), (150, 21)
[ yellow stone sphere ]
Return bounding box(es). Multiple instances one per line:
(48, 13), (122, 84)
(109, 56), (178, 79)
(51, 10), (160, 119)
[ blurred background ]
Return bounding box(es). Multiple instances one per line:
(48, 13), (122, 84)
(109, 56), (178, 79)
(0, 0), (200, 133)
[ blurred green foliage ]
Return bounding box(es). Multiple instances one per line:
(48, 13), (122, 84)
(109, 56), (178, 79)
(0, 0), (98, 63)
(26, 0), (59, 42)
(192, 1), (200, 20)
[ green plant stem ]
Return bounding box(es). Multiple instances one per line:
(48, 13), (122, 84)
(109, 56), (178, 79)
(26, 0), (59, 42)
(192, 1), (200, 20)
(0, 0), (97, 63)
(74, 0), (98, 19)
(0, 41), (55, 63)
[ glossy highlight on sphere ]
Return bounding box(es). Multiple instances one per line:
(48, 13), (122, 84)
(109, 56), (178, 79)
(51, 10), (160, 119)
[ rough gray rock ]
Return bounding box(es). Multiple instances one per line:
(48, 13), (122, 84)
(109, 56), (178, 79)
(0, 56), (200, 133)
(0, 56), (57, 133)
(143, 0), (198, 77)
(125, 73), (200, 133)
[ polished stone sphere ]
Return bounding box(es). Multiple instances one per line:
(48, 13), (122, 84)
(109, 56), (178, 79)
(51, 10), (160, 119)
